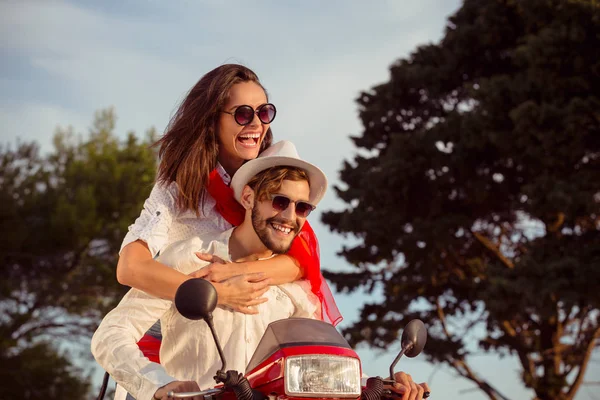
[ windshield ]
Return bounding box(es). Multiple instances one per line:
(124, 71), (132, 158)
(245, 318), (352, 373)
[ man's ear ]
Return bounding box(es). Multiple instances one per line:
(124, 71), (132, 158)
(240, 185), (255, 210)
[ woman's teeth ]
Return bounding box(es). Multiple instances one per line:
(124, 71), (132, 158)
(238, 133), (260, 145)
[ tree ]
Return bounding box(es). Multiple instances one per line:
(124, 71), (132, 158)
(0, 342), (91, 399)
(322, 1), (600, 399)
(0, 108), (157, 398)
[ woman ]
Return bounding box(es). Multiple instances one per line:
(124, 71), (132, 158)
(117, 64), (341, 364)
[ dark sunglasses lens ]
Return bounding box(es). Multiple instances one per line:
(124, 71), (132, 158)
(295, 202), (314, 217)
(257, 104), (276, 124)
(234, 106), (255, 125)
(271, 195), (290, 212)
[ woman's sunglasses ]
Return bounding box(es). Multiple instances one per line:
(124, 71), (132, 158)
(270, 194), (315, 218)
(222, 103), (277, 126)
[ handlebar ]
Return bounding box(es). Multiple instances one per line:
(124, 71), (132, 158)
(380, 379), (430, 399)
(167, 387), (224, 398)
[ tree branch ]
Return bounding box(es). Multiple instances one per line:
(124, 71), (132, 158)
(547, 212), (566, 233)
(561, 304), (582, 328)
(449, 358), (512, 400)
(471, 231), (514, 269)
(12, 319), (92, 343)
(436, 299), (452, 339)
(436, 299), (511, 400)
(497, 320), (537, 389)
(566, 327), (600, 399)
(557, 313), (566, 375)
(574, 308), (591, 348)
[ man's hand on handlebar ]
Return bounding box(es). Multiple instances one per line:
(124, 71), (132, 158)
(385, 371), (430, 400)
(154, 380), (202, 400)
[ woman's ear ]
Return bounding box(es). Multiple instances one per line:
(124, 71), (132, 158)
(240, 185), (255, 210)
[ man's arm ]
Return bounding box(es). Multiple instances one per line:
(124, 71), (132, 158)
(91, 288), (176, 400)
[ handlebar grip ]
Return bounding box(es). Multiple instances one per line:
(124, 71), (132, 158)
(383, 389), (430, 398)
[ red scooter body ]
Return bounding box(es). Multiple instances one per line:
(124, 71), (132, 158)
(169, 279), (427, 400)
(245, 345), (361, 399)
(207, 318), (364, 400)
(247, 321), (362, 400)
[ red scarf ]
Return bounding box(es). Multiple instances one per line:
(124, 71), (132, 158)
(137, 170), (343, 363)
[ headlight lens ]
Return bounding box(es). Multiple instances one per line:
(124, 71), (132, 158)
(285, 355), (361, 398)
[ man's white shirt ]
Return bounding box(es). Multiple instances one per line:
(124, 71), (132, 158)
(92, 228), (319, 400)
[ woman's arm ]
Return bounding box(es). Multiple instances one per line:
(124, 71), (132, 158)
(118, 240), (273, 311)
(193, 253), (303, 284)
(242, 255), (304, 283)
(117, 240), (191, 300)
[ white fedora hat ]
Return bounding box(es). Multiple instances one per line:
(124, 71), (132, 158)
(231, 140), (327, 206)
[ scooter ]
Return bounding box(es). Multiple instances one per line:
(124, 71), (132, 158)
(168, 278), (429, 400)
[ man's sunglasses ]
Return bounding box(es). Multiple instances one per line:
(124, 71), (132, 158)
(222, 103), (277, 126)
(270, 194), (315, 218)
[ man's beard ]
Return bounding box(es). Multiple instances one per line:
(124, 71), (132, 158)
(251, 202), (299, 254)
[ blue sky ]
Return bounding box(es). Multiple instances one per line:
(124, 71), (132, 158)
(2, 1), (598, 399)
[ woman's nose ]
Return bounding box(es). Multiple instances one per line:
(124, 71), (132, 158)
(248, 111), (261, 127)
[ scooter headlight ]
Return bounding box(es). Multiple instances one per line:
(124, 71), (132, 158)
(285, 355), (361, 398)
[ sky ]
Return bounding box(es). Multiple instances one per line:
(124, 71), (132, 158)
(1, 1), (598, 399)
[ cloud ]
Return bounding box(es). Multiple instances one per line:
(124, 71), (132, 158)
(0, 102), (88, 149)
(0, 0), (459, 149)
(1, 0), (206, 141)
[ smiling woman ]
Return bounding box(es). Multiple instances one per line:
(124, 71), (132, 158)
(116, 64), (293, 304)
(110, 64), (341, 399)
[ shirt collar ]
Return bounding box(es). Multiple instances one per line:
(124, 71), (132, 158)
(215, 162), (231, 186)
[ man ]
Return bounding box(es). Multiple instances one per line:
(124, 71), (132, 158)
(92, 141), (327, 399)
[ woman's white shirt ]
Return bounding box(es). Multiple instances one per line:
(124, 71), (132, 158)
(120, 164), (233, 257)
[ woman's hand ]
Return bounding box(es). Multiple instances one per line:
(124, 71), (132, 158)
(188, 255), (270, 314)
(387, 372), (430, 400)
(193, 252), (247, 282)
(212, 273), (271, 314)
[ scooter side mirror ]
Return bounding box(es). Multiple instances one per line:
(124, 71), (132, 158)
(401, 319), (427, 358)
(174, 278), (218, 321)
(174, 278), (227, 376)
(389, 319), (428, 382)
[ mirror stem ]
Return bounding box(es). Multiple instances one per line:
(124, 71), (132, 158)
(205, 314), (227, 373)
(389, 342), (414, 382)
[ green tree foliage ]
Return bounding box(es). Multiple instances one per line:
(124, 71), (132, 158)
(0, 342), (90, 399)
(322, 1), (600, 399)
(0, 108), (157, 398)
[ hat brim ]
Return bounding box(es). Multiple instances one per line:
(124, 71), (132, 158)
(231, 156), (327, 206)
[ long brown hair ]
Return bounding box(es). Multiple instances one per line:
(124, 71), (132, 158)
(154, 64), (273, 213)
